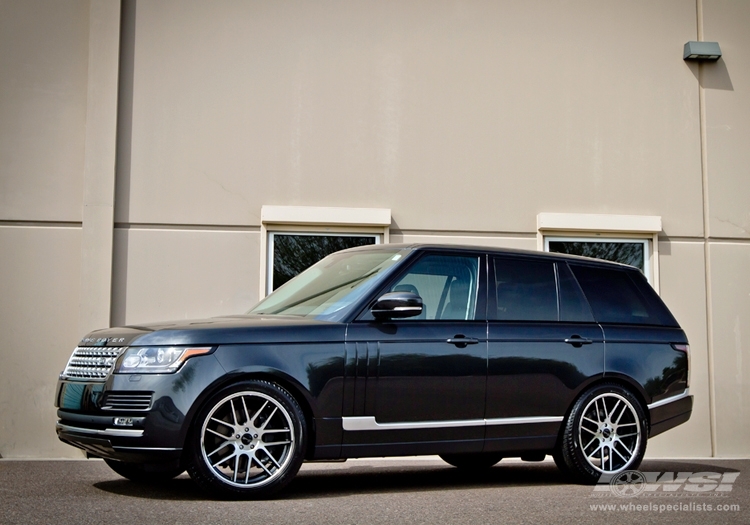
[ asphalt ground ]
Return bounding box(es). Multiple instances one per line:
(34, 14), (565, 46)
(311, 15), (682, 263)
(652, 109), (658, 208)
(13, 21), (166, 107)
(0, 457), (748, 525)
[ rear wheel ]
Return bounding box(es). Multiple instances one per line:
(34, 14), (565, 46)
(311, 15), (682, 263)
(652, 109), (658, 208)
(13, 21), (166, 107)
(558, 383), (647, 484)
(186, 380), (306, 499)
(104, 459), (184, 482)
(440, 452), (503, 470)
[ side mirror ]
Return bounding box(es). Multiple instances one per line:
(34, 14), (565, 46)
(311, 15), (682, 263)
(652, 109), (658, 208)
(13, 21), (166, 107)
(371, 292), (423, 320)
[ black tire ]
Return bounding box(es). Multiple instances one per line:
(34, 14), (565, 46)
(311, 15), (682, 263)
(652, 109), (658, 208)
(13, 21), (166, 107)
(104, 459), (184, 482)
(558, 383), (648, 484)
(186, 380), (307, 499)
(440, 452), (503, 470)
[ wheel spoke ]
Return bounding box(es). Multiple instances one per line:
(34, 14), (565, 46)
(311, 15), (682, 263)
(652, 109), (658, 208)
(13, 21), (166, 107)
(612, 444), (630, 464)
(212, 450), (237, 469)
(252, 455), (273, 476)
(229, 399), (238, 426)
(262, 428), (291, 434)
(581, 425), (597, 436)
(593, 399), (603, 423)
(210, 417), (233, 430)
(206, 441), (232, 457)
(615, 437), (635, 454)
(232, 455), (240, 482)
(251, 400), (269, 426)
(259, 448), (281, 469)
(241, 397), (251, 426)
(617, 431), (638, 439)
(609, 400), (621, 423)
(587, 442), (603, 462)
(614, 401), (629, 424)
(207, 427), (231, 440)
(583, 435), (599, 451)
(264, 440), (292, 446)
(259, 406), (278, 430)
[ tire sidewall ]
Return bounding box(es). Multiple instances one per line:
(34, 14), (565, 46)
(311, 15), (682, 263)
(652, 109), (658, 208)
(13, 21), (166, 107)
(186, 379), (307, 499)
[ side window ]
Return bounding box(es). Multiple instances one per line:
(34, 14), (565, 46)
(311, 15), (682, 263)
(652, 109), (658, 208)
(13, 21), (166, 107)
(570, 265), (659, 325)
(492, 257), (557, 321)
(390, 255), (479, 320)
(557, 263), (595, 322)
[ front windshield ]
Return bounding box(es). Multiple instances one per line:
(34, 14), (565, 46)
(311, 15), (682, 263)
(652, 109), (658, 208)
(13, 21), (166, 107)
(249, 248), (408, 319)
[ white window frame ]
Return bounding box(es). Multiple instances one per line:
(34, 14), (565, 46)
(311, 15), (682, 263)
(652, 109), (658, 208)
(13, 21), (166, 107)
(260, 206), (391, 298)
(536, 213), (662, 292)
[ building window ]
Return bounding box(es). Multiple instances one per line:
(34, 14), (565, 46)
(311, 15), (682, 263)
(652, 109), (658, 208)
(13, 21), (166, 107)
(260, 206), (391, 297)
(545, 237), (650, 275)
(536, 213), (662, 290)
(268, 233), (378, 292)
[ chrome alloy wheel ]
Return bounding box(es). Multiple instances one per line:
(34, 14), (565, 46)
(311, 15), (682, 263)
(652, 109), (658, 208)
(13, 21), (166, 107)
(577, 392), (641, 474)
(200, 391), (295, 488)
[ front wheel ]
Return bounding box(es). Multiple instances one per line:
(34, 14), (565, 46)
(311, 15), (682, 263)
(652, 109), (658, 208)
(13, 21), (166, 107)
(186, 380), (306, 499)
(557, 383), (647, 484)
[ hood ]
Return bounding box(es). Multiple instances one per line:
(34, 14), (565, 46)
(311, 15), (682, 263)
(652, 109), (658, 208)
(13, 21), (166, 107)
(79, 315), (346, 347)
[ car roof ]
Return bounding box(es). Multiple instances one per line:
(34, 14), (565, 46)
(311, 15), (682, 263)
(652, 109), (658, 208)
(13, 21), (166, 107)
(340, 242), (637, 270)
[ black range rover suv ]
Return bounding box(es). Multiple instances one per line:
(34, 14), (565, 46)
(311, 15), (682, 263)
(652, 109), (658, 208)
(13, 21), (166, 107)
(56, 244), (692, 498)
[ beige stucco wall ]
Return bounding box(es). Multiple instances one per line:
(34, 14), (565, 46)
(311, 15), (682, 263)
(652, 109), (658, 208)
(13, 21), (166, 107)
(119, 0), (704, 237)
(0, 227), (83, 458)
(0, 0), (747, 459)
(0, 0), (89, 221)
(111, 228), (260, 326)
(0, 0), (91, 458)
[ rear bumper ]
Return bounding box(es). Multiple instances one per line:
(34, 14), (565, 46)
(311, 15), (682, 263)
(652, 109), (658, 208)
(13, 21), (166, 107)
(648, 390), (693, 438)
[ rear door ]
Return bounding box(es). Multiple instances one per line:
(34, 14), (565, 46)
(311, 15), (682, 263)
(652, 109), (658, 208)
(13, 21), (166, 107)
(485, 257), (604, 452)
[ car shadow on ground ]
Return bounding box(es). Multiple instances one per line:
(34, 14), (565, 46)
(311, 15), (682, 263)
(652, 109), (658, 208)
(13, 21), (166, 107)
(92, 459), (740, 501)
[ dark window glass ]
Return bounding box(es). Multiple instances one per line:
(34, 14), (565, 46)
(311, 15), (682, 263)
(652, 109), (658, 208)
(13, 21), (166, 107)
(548, 241), (645, 272)
(390, 255), (479, 320)
(570, 265), (658, 325)
(493, 258), (557, 321)
(557, 263), (595, 322)
(272, 234), (376, 291)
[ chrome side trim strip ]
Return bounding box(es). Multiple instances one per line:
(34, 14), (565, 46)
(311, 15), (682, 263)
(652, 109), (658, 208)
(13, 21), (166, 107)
(485, 416), (564, 426)
(56, 422), (144, 438)
(342, 415), (562, 432)
(113, 446), (181, 451)
(647, 389), (691, 410)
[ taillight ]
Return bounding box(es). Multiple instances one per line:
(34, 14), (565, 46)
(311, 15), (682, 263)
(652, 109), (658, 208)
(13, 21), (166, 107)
(671, 344), (690, 387)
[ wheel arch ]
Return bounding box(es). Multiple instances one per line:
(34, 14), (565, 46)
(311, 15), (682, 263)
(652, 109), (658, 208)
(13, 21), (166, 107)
(555, 375), (651, 448)
(181, 368), (319, 460)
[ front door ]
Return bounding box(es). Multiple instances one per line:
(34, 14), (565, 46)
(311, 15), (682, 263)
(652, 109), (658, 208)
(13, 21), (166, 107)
(343, 252), (488, 456)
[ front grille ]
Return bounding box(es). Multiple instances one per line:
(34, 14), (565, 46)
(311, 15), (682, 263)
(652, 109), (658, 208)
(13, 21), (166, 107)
(101, 392), (153, 411)
(62, 347), (125, 380)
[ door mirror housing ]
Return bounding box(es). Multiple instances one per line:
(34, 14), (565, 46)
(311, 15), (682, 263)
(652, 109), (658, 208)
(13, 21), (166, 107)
(371, 292), (423, 320)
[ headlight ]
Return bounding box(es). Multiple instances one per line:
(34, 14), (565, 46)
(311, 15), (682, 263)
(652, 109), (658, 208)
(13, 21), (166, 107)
(115, 346), (213, 374)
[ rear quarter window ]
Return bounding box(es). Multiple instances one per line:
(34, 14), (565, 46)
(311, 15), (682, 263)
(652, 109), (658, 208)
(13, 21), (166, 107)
(569, 264), (677, 326)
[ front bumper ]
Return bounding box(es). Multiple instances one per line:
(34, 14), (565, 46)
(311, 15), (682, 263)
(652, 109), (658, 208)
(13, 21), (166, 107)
(54, 354), (226, 462)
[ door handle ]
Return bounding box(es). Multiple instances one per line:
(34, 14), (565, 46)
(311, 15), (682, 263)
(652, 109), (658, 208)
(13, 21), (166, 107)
(447, 336), (479, 347)
(564, 335), (593, 347)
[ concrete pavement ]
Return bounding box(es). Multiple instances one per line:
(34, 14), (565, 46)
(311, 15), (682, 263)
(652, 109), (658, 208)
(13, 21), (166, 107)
(0, 457), (747, 524)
